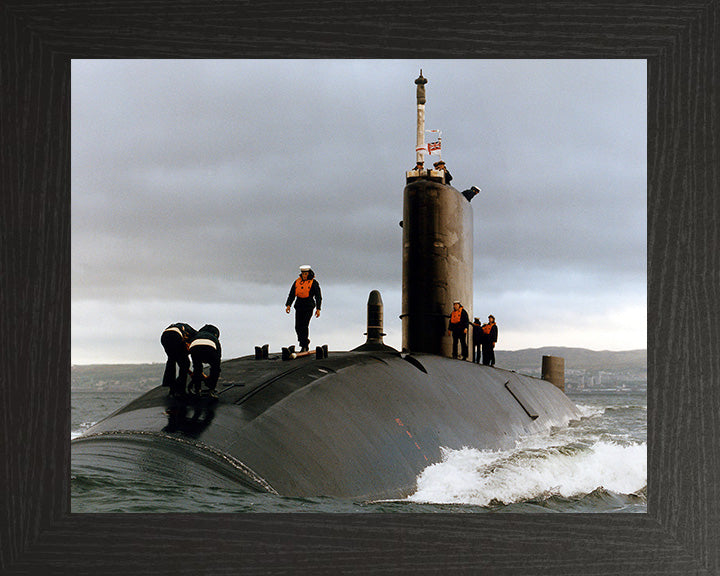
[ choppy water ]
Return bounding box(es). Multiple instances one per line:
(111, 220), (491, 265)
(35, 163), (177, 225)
(71, 388), (646, 513)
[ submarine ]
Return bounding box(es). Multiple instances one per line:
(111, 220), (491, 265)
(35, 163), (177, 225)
(71, 72), (582, 501)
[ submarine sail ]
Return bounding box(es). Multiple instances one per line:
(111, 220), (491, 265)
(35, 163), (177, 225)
(72, 72), (582, 501)
(402, 70), (473, 358)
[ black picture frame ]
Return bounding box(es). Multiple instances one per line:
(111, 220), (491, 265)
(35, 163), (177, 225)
(2, 1), (717, 574)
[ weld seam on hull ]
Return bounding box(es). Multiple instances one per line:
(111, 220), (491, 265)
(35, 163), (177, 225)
(232, 363), (310, 406)
(504, 380), (539, 420)
(74, 430), (279, 495)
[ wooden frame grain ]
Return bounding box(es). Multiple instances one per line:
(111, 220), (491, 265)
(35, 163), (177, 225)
(2, 1), (718, 574)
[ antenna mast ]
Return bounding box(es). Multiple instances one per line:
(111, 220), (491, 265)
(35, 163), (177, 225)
(414, 70), (428, 167)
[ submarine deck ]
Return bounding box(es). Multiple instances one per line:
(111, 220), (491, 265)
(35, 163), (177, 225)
(73, 348), (581, 499)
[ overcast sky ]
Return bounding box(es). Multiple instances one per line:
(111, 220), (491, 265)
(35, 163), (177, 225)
(71, 59), (646, 365)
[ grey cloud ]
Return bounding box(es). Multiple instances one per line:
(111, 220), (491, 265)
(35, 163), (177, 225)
(71, 59), (646, 362)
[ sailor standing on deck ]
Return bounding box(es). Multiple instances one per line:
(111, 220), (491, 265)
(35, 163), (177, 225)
(471, 317), (483, 364)
(285, 265), (322, 352)
(188, 324), (222, 398)
(160, 323), (197, 397)
(481, 315), (498, 366)
(448, 300), (469, 360)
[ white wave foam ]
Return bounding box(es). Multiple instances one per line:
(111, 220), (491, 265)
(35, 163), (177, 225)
(71, 422), (96, 440)
(407, 441), (647, 507)
(574, 403), (606, 418)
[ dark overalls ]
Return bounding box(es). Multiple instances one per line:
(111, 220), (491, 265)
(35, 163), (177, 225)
(161, 323), (196, 396)
(188, 325), (222, 394)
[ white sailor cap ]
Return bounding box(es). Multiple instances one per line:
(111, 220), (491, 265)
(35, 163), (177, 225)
(453, 300), (461, 304)
(299, 265), (312, 271)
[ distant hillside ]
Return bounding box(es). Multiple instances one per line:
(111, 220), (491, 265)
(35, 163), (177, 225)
(496, 347), (646, 391)
(71, 347), (647, 392)
(496, 347), (646, 373)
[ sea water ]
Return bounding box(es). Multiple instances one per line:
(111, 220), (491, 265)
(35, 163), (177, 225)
(71, 388), (647, 513)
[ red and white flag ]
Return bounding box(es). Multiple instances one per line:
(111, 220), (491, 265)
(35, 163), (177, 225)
(425, 129), (442, 155)
(426, 140), (442, 155)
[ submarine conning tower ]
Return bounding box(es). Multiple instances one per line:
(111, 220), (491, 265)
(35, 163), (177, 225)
(401, 71), (474, 358)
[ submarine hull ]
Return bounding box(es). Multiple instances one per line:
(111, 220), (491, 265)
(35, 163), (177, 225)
(73, 350), (581, 500)
(72, 73), (584, 503)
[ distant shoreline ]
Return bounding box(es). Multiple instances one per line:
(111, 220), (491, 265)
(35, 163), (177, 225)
(71, 346), (647, 368)
(71, 347), (647, 394)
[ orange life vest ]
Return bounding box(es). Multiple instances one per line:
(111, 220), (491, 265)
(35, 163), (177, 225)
(450, 307), (463, 324)
(482, 321), (495, 334)
(294, 277), (314, 299)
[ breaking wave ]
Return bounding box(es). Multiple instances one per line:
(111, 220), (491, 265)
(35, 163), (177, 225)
(407, 439), (646, 509)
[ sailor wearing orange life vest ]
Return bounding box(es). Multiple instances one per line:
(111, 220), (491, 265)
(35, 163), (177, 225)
(481, 315), (498, 366)
(285, 265), (322, 352)
(447, 300), (469, 360)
